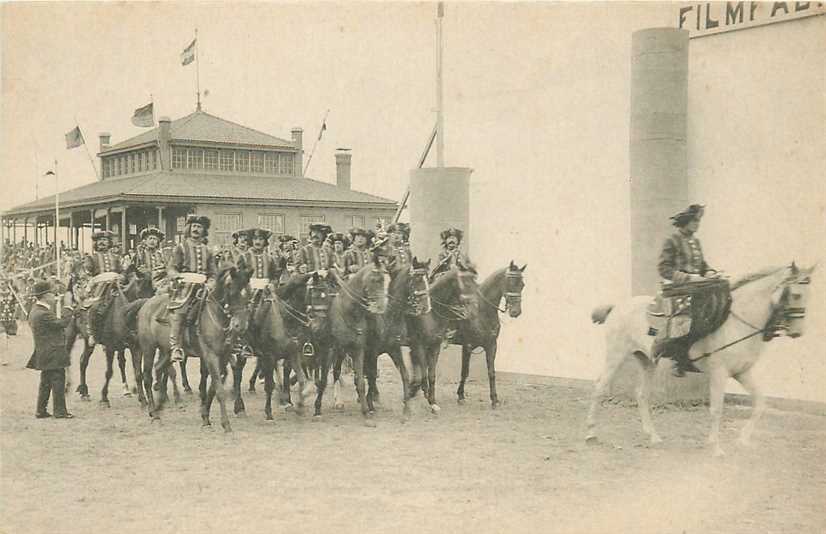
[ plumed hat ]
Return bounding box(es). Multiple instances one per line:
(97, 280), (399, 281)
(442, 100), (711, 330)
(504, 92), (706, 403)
(309, 223), (333, 239)
(249, 227), (272, 241)
(185, 214), (211, 230)
(91, 230), (115, 242)
(349, 227), (369, 239)
(329, 232), (351, 248)
(671, 204), (705, 227)
(388, 222), (411, 242)
(440, 227), (463, 245)
(139, 227), (165, 241)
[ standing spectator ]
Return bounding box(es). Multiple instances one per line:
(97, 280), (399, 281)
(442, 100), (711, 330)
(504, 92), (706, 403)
(25, 280), (75, 419)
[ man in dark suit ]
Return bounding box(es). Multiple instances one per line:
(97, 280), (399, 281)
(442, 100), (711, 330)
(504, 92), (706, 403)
(26, 280), (75, 419)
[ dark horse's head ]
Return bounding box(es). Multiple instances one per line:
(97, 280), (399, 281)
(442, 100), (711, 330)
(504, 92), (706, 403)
(503, 260), (527, 318)
(408, 257), (432, 316)
(214, 255), (253, 338)
(430, 262), (479, 318)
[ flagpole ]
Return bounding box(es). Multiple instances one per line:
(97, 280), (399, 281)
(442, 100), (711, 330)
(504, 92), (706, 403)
(54, 159), (62, 318)
(195, 28), (201, 111)
(303, 109), (330, 176)
(34, 146), (40, 200)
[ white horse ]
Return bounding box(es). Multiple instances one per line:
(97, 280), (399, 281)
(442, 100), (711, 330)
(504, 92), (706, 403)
(586, 262), (816, 456)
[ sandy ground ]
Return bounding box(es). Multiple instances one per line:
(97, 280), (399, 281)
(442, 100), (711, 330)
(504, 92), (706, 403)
(1, 326), (825, 534)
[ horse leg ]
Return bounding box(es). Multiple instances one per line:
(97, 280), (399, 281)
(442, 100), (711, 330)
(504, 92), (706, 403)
(168, 363), (182, 408)
(280, 360), (292, 407)
(204, 351), (231, 432)
(484, 342), (500, 408)
(389, 346), (412, 418)
(426, 346), (440, 414)
(734, 368), (765, 447)
(365, 351), (378, 414)
(77, 342), (93, 401)
(142, 347), (160, 420)
(291, 354), (309, 415)
(456, 344), (472, 404)
(199, 363), (210, 426)
(313, 348), (332, 419)
(248, 360), (260, 393)
(585, 347), (628, 442)
(99, 347), (115, 407)
(407, 344), (423, 398)
(261, 357), (275, 420)
(117, 350), (131, 397)
(180, 359), (193, 394)
(130, 345), (146, 407)
(707, 365), (729, 457)
(232, 357), (246, 416)
(634, 355), (662, 444)
(352, 348), (375, 426)
(332, 354), (345, 410)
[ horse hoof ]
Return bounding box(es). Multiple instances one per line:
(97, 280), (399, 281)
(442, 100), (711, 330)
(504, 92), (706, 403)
(491, 399), (501, 409)
(222, 424), (232, 433)
(99, 400), (110, 408)
(364, 418), (377, 428)
(235, 410), (247, 418)
(183, 387), (193, 395)
(585, 434), (598, 444)
(312, 415), (323, 422)
(457, 398), (466, 405)
(153, 383), (160, 391)
(81, 395), (91, 402)
(151, 416), (161, 423)
(265, 414), (273, 421)
(334, 402), (345, 410)
(248, 388), (256, 394)
(201, 421), (211, 428)
(430, 404), (441, 414)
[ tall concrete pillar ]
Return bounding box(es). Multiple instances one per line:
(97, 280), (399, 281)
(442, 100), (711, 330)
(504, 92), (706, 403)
(629, 28), (689, 296)
(408, 167), (472, 265)
(615, 27), (708, 404)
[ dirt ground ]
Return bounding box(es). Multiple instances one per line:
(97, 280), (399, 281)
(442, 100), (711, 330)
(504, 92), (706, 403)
(1, 326), (825, 534)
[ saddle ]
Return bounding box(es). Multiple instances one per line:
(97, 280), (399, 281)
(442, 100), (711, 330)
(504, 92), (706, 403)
(647, 278), (731, 357)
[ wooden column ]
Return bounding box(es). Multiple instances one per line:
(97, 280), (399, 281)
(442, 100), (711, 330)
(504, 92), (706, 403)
(12, 219), (16, 243)
(121, 205), (128, 252)
(23, 217), (28, 243)
(105, 208), (111, 232)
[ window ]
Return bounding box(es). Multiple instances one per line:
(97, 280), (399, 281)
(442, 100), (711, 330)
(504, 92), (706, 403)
(350, 215), (365, 229)
(257, 214), (284, 236)
(265, 153), (277, 174)
(279, 153), (294, 175)
(188, 148), (203, 169)
(214, 212), (243, 245)
(138, 152), (145, 172)
(299, 215), (325, 240)
(129, 154), (135, 174)
(235, 150), (249, 172)
(102, 159), (109, 178)
(176, 216), (187, 233)
(172, 148), (186, 169)
(220, 150), (233, 171)
(205, 150), (218, 170)
(151, 149), (158, 169)
(116, 158), (121, 175)
(251, 151), (265, 173)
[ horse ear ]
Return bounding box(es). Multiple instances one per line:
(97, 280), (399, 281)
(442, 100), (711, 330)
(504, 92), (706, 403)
(509, 259), (515, 269)
(520, 264), (527, 272)
(791, 261), (798, 274)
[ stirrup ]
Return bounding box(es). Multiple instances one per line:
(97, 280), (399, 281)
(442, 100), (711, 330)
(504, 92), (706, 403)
(302, 342), (315, 357)
(171, 347), (185, 363)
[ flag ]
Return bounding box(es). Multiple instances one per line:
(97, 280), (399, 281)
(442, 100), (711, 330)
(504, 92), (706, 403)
(45, 171), (55, 176)
(65, 126), (84, 149)
(317, 120), (327, 141)
(181, 39), (196, 66)
(131, 102), (154, 127)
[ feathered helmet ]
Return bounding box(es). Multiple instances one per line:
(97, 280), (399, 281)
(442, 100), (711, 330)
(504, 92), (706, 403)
(387, 222), (410, 242)
(139, 227), (165, 242)
(329, 232), (351, 249)
(231, 229), (251, 246)
(308, 223), (333, 241)
(671, 204), (705, 228)
(185, 215), (211, 237)
(440, 227), (463, 246)
(248, 227), (272, 246)
(91, 230), (115, 244)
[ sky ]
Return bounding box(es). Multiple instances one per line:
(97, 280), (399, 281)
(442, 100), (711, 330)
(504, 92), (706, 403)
(2, 2), (824, 399)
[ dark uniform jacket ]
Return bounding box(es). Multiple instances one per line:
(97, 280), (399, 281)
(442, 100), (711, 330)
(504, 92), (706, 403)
(390, 244), (412, 268)
(243, 249), (280, 282)
(135, 246), (167, 283)
(298, 244), (330, 272)
(344, 246), (372, 275)
(657, 231), (712, 284)
(83, 251), (122, 276)
(26, 303), (72, 370)
(168, 239), (217, 281)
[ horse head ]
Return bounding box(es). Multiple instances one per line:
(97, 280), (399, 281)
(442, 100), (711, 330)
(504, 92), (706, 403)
(504, 259), (527, 318)
(216, 256), (253, 337)
(776, 261), (817, 338)
(407, 257), (432, 316)
(430, 264), (479, 319)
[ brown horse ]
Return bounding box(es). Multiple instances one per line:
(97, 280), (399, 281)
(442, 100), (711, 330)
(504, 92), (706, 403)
(135, 261), (252, 431)
(406, 262), (480, 413)
(454, 260), (526, 408)
(314, 260), (389, 424)
(65, 266), (152, 407)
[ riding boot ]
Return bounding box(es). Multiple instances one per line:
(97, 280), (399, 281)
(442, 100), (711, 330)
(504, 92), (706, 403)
(169, 312), (185, 363)
(672, 339), (702, 377)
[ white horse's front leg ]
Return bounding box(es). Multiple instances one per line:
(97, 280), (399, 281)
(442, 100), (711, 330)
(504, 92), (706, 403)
(734, 368), (765, 447)
(586, 348), (626, 442)
(707, 366), (729, 457)
(636, 359), (662, 444)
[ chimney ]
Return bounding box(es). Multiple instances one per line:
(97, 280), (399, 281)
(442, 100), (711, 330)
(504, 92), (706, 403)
(158, 116), (172, 171)
(99, 132), (111, 152)
(291, 127), (304, 176)
(335, 148), (352, 190)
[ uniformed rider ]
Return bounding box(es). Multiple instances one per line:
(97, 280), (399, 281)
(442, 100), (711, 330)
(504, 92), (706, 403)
(430, 227), (474, 280)
(655, 204), (719, 376)
(386, 222), (412, 269)
(134, 227), (167, 291)
(298, 224), (333, 275)
(83, 230), (123, 345)
(167, 215), (217, 363)
(328, 232), (350, 278)
(344, 227), (374, 276)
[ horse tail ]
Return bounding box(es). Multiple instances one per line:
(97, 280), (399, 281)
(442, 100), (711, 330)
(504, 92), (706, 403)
(591, 304), (614, 324)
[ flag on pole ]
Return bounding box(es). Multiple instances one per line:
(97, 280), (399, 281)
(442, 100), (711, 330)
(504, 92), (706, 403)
(317, 120), (327, 141)
(181, 39), (196, 66)
(131, 102), (155, 127)
(64, 126), (84, 149)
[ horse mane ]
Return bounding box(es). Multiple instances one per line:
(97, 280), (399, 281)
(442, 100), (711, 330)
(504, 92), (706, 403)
(480, 267), (507, 296)
(730, 266), (785, 291)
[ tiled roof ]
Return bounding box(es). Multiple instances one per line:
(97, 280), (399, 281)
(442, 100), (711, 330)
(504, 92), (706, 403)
(3, 172), (396, 216)
(102, 111), (296, 153)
